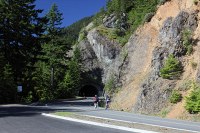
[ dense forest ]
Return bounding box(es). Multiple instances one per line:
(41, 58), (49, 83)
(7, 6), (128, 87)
(0, 0), (162, 104)
(0, 0), (93, 103)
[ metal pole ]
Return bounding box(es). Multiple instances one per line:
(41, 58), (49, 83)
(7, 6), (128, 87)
(51, 66), (54, 90)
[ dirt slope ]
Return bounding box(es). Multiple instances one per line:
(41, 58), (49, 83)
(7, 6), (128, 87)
(111, 0), (200, 120)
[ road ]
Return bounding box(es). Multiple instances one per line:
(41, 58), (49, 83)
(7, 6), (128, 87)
(1, 98), (200, 133)
(0, 105), (133, 133)
(44, 98), (200, 133)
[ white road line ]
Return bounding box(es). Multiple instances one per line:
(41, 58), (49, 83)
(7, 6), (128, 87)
(39, 106), (200, 133)
(41, 113), (158, 133)
(95, 111), (200, 128)
(68, 106), (200, 128)
(82, 114), (200, 133)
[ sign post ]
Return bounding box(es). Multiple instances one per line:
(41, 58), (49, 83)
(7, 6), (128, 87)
(17, 85), (22, 93)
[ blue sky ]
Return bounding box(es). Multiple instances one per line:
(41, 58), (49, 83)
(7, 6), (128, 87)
(35, 0), (107, 27)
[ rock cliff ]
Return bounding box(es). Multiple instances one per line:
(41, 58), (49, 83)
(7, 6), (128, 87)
(77, 0), (200, 115)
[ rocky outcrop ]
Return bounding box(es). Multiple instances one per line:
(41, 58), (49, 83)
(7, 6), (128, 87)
(103, 13), (129, 31)
(78, 28), (127, 90)
(77, 0), (200, 114)
(133, 11), (198, 113)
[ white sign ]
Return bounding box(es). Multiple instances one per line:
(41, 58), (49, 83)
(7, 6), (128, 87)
(17, 86), (22, 92)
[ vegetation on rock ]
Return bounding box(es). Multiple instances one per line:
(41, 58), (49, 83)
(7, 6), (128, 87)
(182, 29), (193, 55)
(104, 74), (115, 95)
(185, 82), (200, 114)
(94, 0), (159, 46)
(160, 55), (183, 80)
(170, 90), (182, 104)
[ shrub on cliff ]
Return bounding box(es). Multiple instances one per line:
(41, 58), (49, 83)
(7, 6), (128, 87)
(185, 82), (200, 114)
(160, 54), (183, 79)
(182, 29), (193, 55)
(170, 90), (182, 104)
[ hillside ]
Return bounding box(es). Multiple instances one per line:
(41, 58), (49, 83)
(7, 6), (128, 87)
(77, 0), (200, 121)
(111, 0), (200, 120)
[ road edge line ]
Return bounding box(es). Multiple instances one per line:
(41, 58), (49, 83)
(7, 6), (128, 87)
(41, 113), (158, 133)
(81, 114), (199, 133)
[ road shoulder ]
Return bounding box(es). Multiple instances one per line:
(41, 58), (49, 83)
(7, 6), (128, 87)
(41, 112), (194, 133)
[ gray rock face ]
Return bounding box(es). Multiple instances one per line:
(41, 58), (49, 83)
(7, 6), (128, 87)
(103, 13), (129, 30)
(87, 29), (120, 64)
(78, 40), (99, 71)
(79, 28), (126, 89)
(133, 11), (198, 113)
(78, 40), (103, 91)
(78, 10), (198, 113)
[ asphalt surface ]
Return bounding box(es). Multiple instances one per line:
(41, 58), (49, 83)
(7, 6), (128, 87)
(1, 98), (200, 133)
(43, 98), (200, 133)
(0, 105), (133, 133)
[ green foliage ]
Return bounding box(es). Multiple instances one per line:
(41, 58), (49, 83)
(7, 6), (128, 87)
(46, 3), (63, 36)
(22, 91), (33, 104)
(62, 16), (93, 45)
(182, 29), (193, 55)
(93, 7), (105, 27)
(170, 90), (182, 104)
(159, 108), (170, 118)
(103, 0), (159, 45)
(0, 0), (48, 102)
(128, 0), (158, 32)
(0, 0), (93, 103)
(78, 29), (87, 42)
(0, 64), (16, 103)
(58, 46), (82, 98)
(104, 75), (115, 94)
(106, 0), (134, 15)
(33, 61), (54, 102)
(160, 54), (183, 79)
(185, 82), (200, 114)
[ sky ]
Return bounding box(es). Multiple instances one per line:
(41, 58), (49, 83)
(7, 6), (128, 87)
(35, 0), (107, 27)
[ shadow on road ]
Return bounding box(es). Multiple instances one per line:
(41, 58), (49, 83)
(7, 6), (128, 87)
(0, 98), (95, 118)
(0, 106), (84, 118)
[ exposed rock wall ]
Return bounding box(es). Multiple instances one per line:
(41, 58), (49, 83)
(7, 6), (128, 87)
(133, 11), (198, 114)
(78, 0), (200, 114)
(79, 28), (125, 90)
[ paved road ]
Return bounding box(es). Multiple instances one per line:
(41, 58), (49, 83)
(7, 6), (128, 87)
(43, 98), (200, 133)
(1, 99), (200, 133)
(0, 105), (133, 133)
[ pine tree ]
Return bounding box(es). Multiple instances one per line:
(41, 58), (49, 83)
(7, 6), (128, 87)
(0, 0), (47, 101)
(0, 64), (16, 103)
(160, 55), (183, 79)
(58, 46), (82, 98)
(46, 3), (63, 37)
(43, 3), (65, 67)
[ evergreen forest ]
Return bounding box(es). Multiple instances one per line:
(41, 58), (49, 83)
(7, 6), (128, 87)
(0, 0), (93, 103)
(0, 0), (163, 104)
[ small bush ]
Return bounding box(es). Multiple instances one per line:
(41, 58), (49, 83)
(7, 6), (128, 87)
(191, 61), (197, 70)
(170, 90), (182, 104)
(159, 108), (170, 118)
(143, 12), (155, 23)
(104, 75), (115, 94)
(182, 29), (193, 55)
(78, 30), (87, 42)
(193, 0), (199, 5)
(160, 54), (183, 79)
(185, 82), (200, 114)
